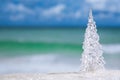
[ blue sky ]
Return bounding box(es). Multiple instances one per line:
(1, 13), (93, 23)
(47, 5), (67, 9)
(0, 0), (120, 27)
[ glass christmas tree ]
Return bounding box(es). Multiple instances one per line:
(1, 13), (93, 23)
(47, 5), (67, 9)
(80, 9), (105, 72)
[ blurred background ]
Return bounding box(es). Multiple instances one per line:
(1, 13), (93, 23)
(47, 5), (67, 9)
(0, 0), (120, 74)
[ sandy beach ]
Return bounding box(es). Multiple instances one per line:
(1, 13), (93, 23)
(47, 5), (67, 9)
(0, 70), (120, 80)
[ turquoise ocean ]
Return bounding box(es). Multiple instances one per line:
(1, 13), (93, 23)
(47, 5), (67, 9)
(0, 28), (120, 74)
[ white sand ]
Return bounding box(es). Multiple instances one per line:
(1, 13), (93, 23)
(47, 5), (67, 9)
(0, 70), (120, 80)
